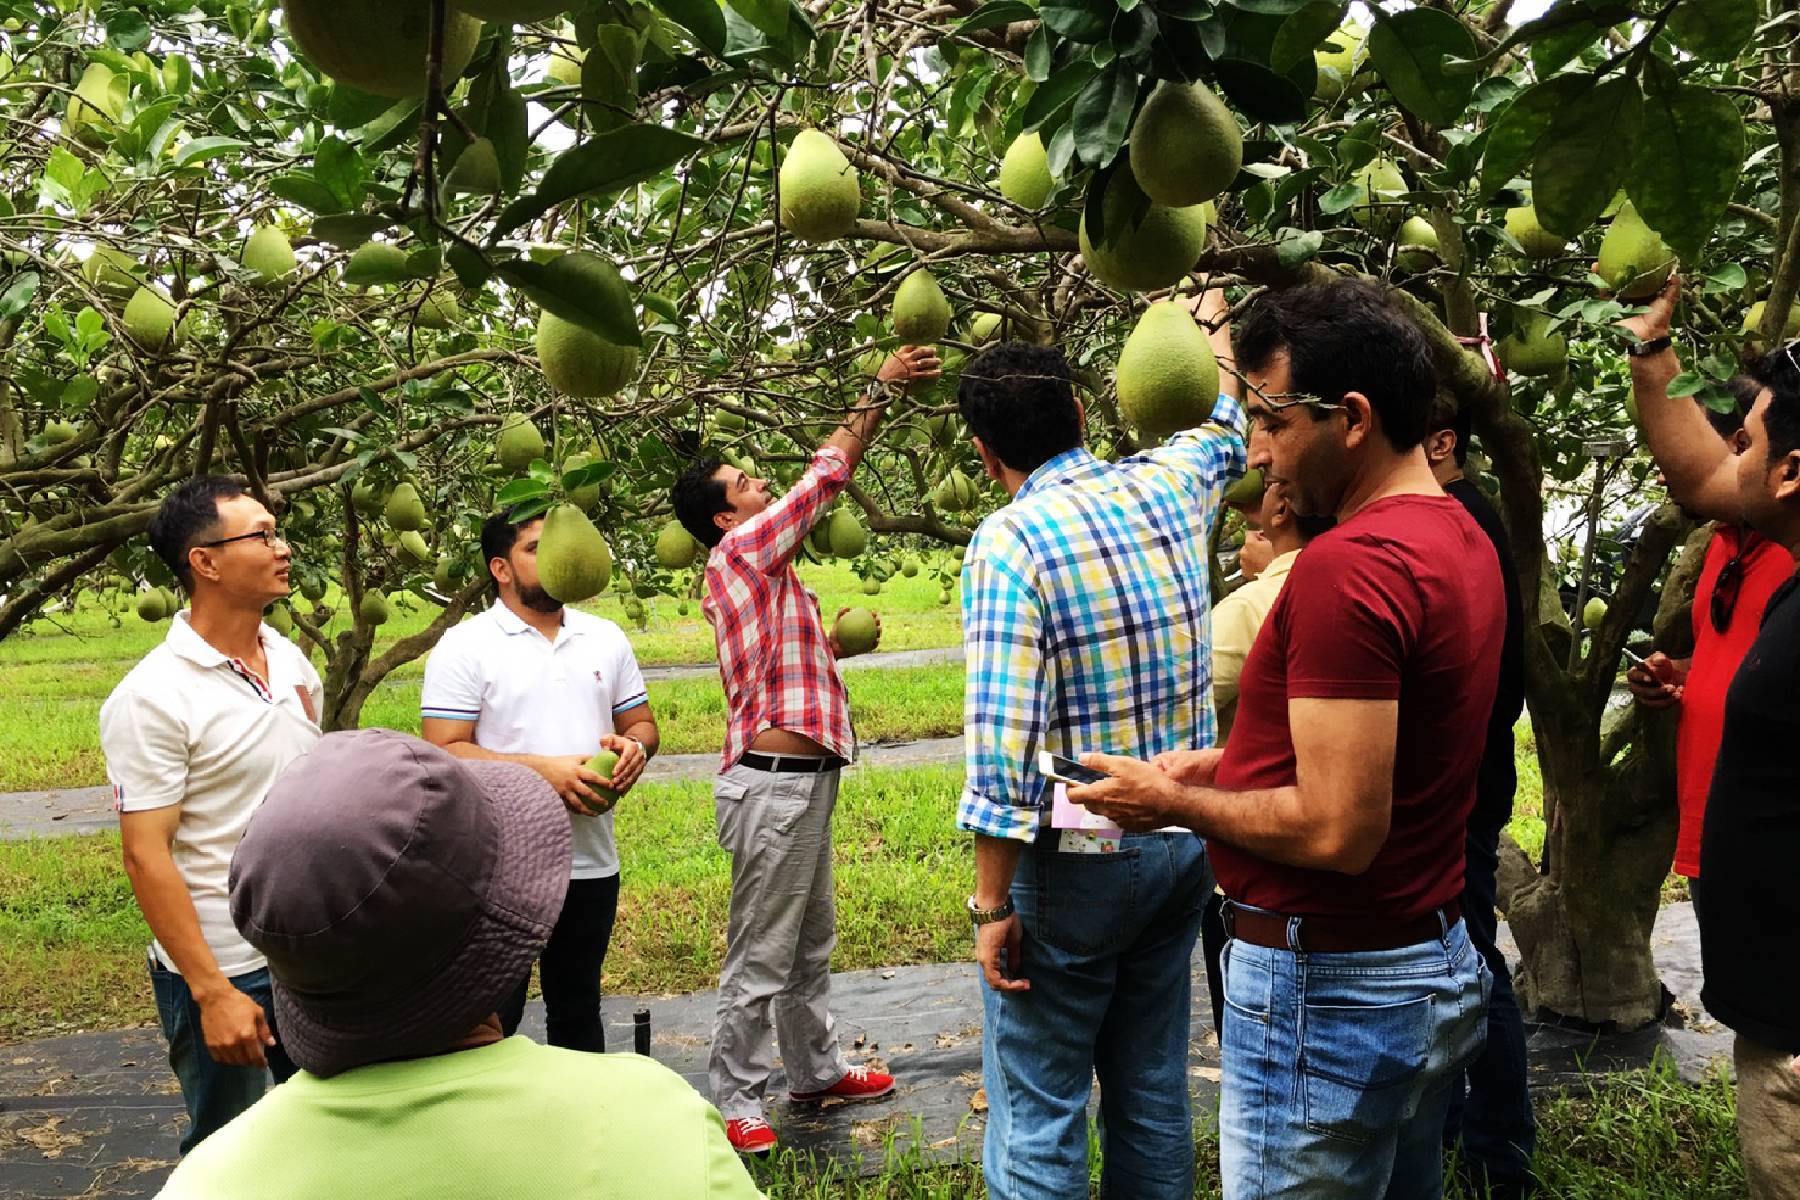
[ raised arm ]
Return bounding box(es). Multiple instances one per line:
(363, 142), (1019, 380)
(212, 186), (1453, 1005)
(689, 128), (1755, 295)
(1620, 277), (1744, 520)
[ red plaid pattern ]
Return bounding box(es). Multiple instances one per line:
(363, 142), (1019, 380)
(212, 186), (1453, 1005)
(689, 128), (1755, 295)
(702, 447), (856, 769)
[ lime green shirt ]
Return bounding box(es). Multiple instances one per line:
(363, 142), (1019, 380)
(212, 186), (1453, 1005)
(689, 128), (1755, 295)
(157, 1037), (763, 1199)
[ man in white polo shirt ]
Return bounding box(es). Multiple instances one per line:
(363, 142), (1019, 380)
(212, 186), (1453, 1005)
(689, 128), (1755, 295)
(421, 504), (659, 1051)
(99, 476), (321, 1154)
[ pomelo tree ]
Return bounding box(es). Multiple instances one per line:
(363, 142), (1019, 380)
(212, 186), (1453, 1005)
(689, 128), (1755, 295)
(0, 0), (1792, 1025)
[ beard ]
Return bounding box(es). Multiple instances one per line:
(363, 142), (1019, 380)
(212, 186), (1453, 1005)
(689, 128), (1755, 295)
(516, 585), (563, 614)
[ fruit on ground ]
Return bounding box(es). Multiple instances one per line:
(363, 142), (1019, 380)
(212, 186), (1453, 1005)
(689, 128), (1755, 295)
(384, 481), (427, 530)
(655, 521), (700, 569)
(892, 269), (953, 344)
(833, 608), (880, 655)
(582, 748), (622, 811)
(1497, 312), (1568, 378)
(1314, 22), (1366, 101)
(827, 510), (868, 559)
(1349, 158), (1406, 232)
(1598, 201), (1676, 301)
(450, 0), (571, 24)
(1582, 596), (1607, 631)
(135, 590), (169, 622)
(536, 312), (639, 397)
(1223, 467), (1265, 507)
(280, 0), (480, 98)
(446, 137), (502, 195)
(497, 415), (546, 472)
(241, 226), (296, 285)
(536, 503), (614, 603)
(778, 129), (861, 242)
(359, 591), (391, 626)
(82, 246), (140, 300)
(901, 556), (920, 577)
(399, 530), (432, 565)
(937, 587), (952, 605)
(1078, 164), (1209, 293)
(1394, 217), (1440, 274)
(66, 62), (128, 143)
(1129, 82), (1242, 207)
(998, 132), (1052, 209)
(124, 287), (181, 349)
(1504, 205), (1566, 260)
(1115, 301), (1221, 439)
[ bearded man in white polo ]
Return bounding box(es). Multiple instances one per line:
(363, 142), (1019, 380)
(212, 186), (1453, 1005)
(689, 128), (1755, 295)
(421, 504), (659, 1050)
(100, 476), (321, 1154)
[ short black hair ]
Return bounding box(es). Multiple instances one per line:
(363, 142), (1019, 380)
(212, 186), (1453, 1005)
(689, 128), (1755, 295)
(480, 507), (541, 586)
(1699, 375), (1762, 440)
(956, 343), (1082, 474)
(148, 476), (249, 590)
(1234, 277), (1437, 452)
(672, 456), (730, 548)
(1424, 391), (1473, 467)
(1746, 347), (1800, 466)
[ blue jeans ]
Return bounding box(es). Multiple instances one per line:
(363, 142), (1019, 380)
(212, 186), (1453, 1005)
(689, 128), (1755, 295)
(1444, 816), (1536, 1196)
(149, 955), (297, 1155)
(981, 830), (1211, 1200)
(1219, 915), (1490, 1200)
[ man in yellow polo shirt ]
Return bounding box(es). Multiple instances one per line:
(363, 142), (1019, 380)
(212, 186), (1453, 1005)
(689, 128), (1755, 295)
(1211, 478), (1317, 741)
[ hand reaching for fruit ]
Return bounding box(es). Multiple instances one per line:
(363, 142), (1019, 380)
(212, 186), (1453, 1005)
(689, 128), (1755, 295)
(1617, 274), (1681, 343)
(877, 345), (942, 393)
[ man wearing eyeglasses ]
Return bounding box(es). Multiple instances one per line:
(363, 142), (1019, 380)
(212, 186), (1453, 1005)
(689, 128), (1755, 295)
(99, 476), (320, 1153)
(1620, 373), (1789, 924)
(1623, 279), (1800, 1199)
(1069, 277), (1501, 1197)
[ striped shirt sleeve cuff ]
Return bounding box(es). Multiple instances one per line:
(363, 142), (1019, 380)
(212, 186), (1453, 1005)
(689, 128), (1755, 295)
(420, 706), (480, 721)
(956, 787), (1042, 842)
(611, 691), (649, 713)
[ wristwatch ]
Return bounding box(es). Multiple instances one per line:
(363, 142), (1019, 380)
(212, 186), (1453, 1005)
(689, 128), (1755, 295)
(966, 894), (1015, 925)
(622, 734), (649, 759)
(1626, 335), (1673, 358)
(865, 378), (901, 405)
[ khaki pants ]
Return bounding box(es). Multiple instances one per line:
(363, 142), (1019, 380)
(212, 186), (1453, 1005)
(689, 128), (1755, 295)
(708, 762), (849, 1120)
(1737, 1034), (1800, 1200)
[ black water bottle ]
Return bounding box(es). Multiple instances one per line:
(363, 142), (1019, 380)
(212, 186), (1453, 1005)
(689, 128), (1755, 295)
(633, 1007), (652, 1056)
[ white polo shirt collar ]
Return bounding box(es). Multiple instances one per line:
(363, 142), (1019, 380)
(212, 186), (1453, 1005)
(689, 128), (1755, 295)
(488, 599), (590, 649)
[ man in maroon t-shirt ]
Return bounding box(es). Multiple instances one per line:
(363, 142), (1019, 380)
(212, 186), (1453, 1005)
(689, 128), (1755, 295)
(1072, 277), (1502, 1197)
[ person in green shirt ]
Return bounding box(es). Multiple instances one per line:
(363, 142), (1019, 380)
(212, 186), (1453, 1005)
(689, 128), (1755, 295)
(157, 727), (761, 1200)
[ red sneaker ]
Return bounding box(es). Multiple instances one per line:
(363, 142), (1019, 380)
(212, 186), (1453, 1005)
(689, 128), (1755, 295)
(725, 1115), (777, 1155)
(789, 1064), (896, 1104)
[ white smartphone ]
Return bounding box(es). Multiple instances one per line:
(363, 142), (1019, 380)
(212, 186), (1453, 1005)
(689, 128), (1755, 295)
(1621, 646), (1651, 669)
(1038, 750), (1109, 786)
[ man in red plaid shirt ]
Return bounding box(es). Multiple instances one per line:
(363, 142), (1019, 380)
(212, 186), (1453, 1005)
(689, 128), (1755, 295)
(671, 344), (940, 1155)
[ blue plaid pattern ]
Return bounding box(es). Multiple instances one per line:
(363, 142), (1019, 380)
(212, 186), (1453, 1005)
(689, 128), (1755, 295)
(958, 395), (1247, 840)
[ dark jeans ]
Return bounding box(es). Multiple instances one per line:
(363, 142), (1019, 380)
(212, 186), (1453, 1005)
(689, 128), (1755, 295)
(1445, 813), (1537, 1196)
(499, 873), (620, 1051)
(148, 956), (297, 1155)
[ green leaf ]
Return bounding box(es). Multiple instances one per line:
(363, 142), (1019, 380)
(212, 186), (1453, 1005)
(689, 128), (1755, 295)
(488, 88), (529, 195)
(447, 243), (494, 291)
(1478, 74), (1587, 198)
(0, 271), (37, 320)
(1531, 77), (1641, 238)
(960, 0), (1037, 33)
(729, 0), (811, 46)
(650, 0), (729, 56)
(310, 214), (392, 248)
(359, 98), (425, 156)
(1212, 58), (1308, 125)
(497, 256), (642, 348)
(1041, 0), (1113, 43)
(1366, 9), (1478, 127)
(1231, 0), (1314, 13)
(1667, 0), (1757, 62)
(1023, 61), (1098, 127)
(172, 136), (249, 168)
(1317, 180), (1365, 215)
(1070, 64), (1136, 168)
(497, 478), (551, 505)
(270, 173), (349, 216)
(491, 123), (708, 240)
(1024, 26), (1053, 81)
(1665, 370), (1704, 399)
(1270, 1), (1348, 74)
(1628, 68), (1745, 262)
(642, 292), (683, 323)
(328, 84), (395, 130)
(314, 137), (365, 209)
(1276, 228), (1324, 266)
(1703, 263), (1748, 293)
(106, 10), (152, 51)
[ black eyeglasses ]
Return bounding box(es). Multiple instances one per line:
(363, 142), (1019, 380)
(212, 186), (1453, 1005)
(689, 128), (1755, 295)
(198, 528), (287, 550)
(1711, 550), (1746, 634)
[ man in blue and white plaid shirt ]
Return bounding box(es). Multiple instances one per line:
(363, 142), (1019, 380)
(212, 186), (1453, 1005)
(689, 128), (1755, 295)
(957, 290), (1245, 1200)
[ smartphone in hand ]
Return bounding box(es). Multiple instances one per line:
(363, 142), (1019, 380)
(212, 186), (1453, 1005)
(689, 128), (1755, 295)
(1038, 751), (1109, 787)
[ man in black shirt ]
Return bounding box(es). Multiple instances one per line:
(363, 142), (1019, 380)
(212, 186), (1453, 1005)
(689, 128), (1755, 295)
(1625, 280), (1800, 1200)
(1425, 396), (1534, 1197)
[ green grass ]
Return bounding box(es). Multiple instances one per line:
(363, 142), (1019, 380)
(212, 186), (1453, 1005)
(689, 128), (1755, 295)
(749, 1058), (1742, 1198)
(0, 765), (974, 1043)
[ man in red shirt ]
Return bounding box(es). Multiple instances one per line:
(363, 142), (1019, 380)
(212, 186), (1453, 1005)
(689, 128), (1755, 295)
(1625, 375), (1792, 912)
(1071, 278), (1501, 1196)
(670, 345), (938, 1155)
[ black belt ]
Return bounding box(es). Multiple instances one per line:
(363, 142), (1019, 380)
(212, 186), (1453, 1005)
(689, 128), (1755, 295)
(740, 752), (846, 774)
(1223, 899), (1463, 953)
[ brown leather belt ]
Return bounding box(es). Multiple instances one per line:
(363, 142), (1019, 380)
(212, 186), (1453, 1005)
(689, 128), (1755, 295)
(1222, 899), (1463, 953)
